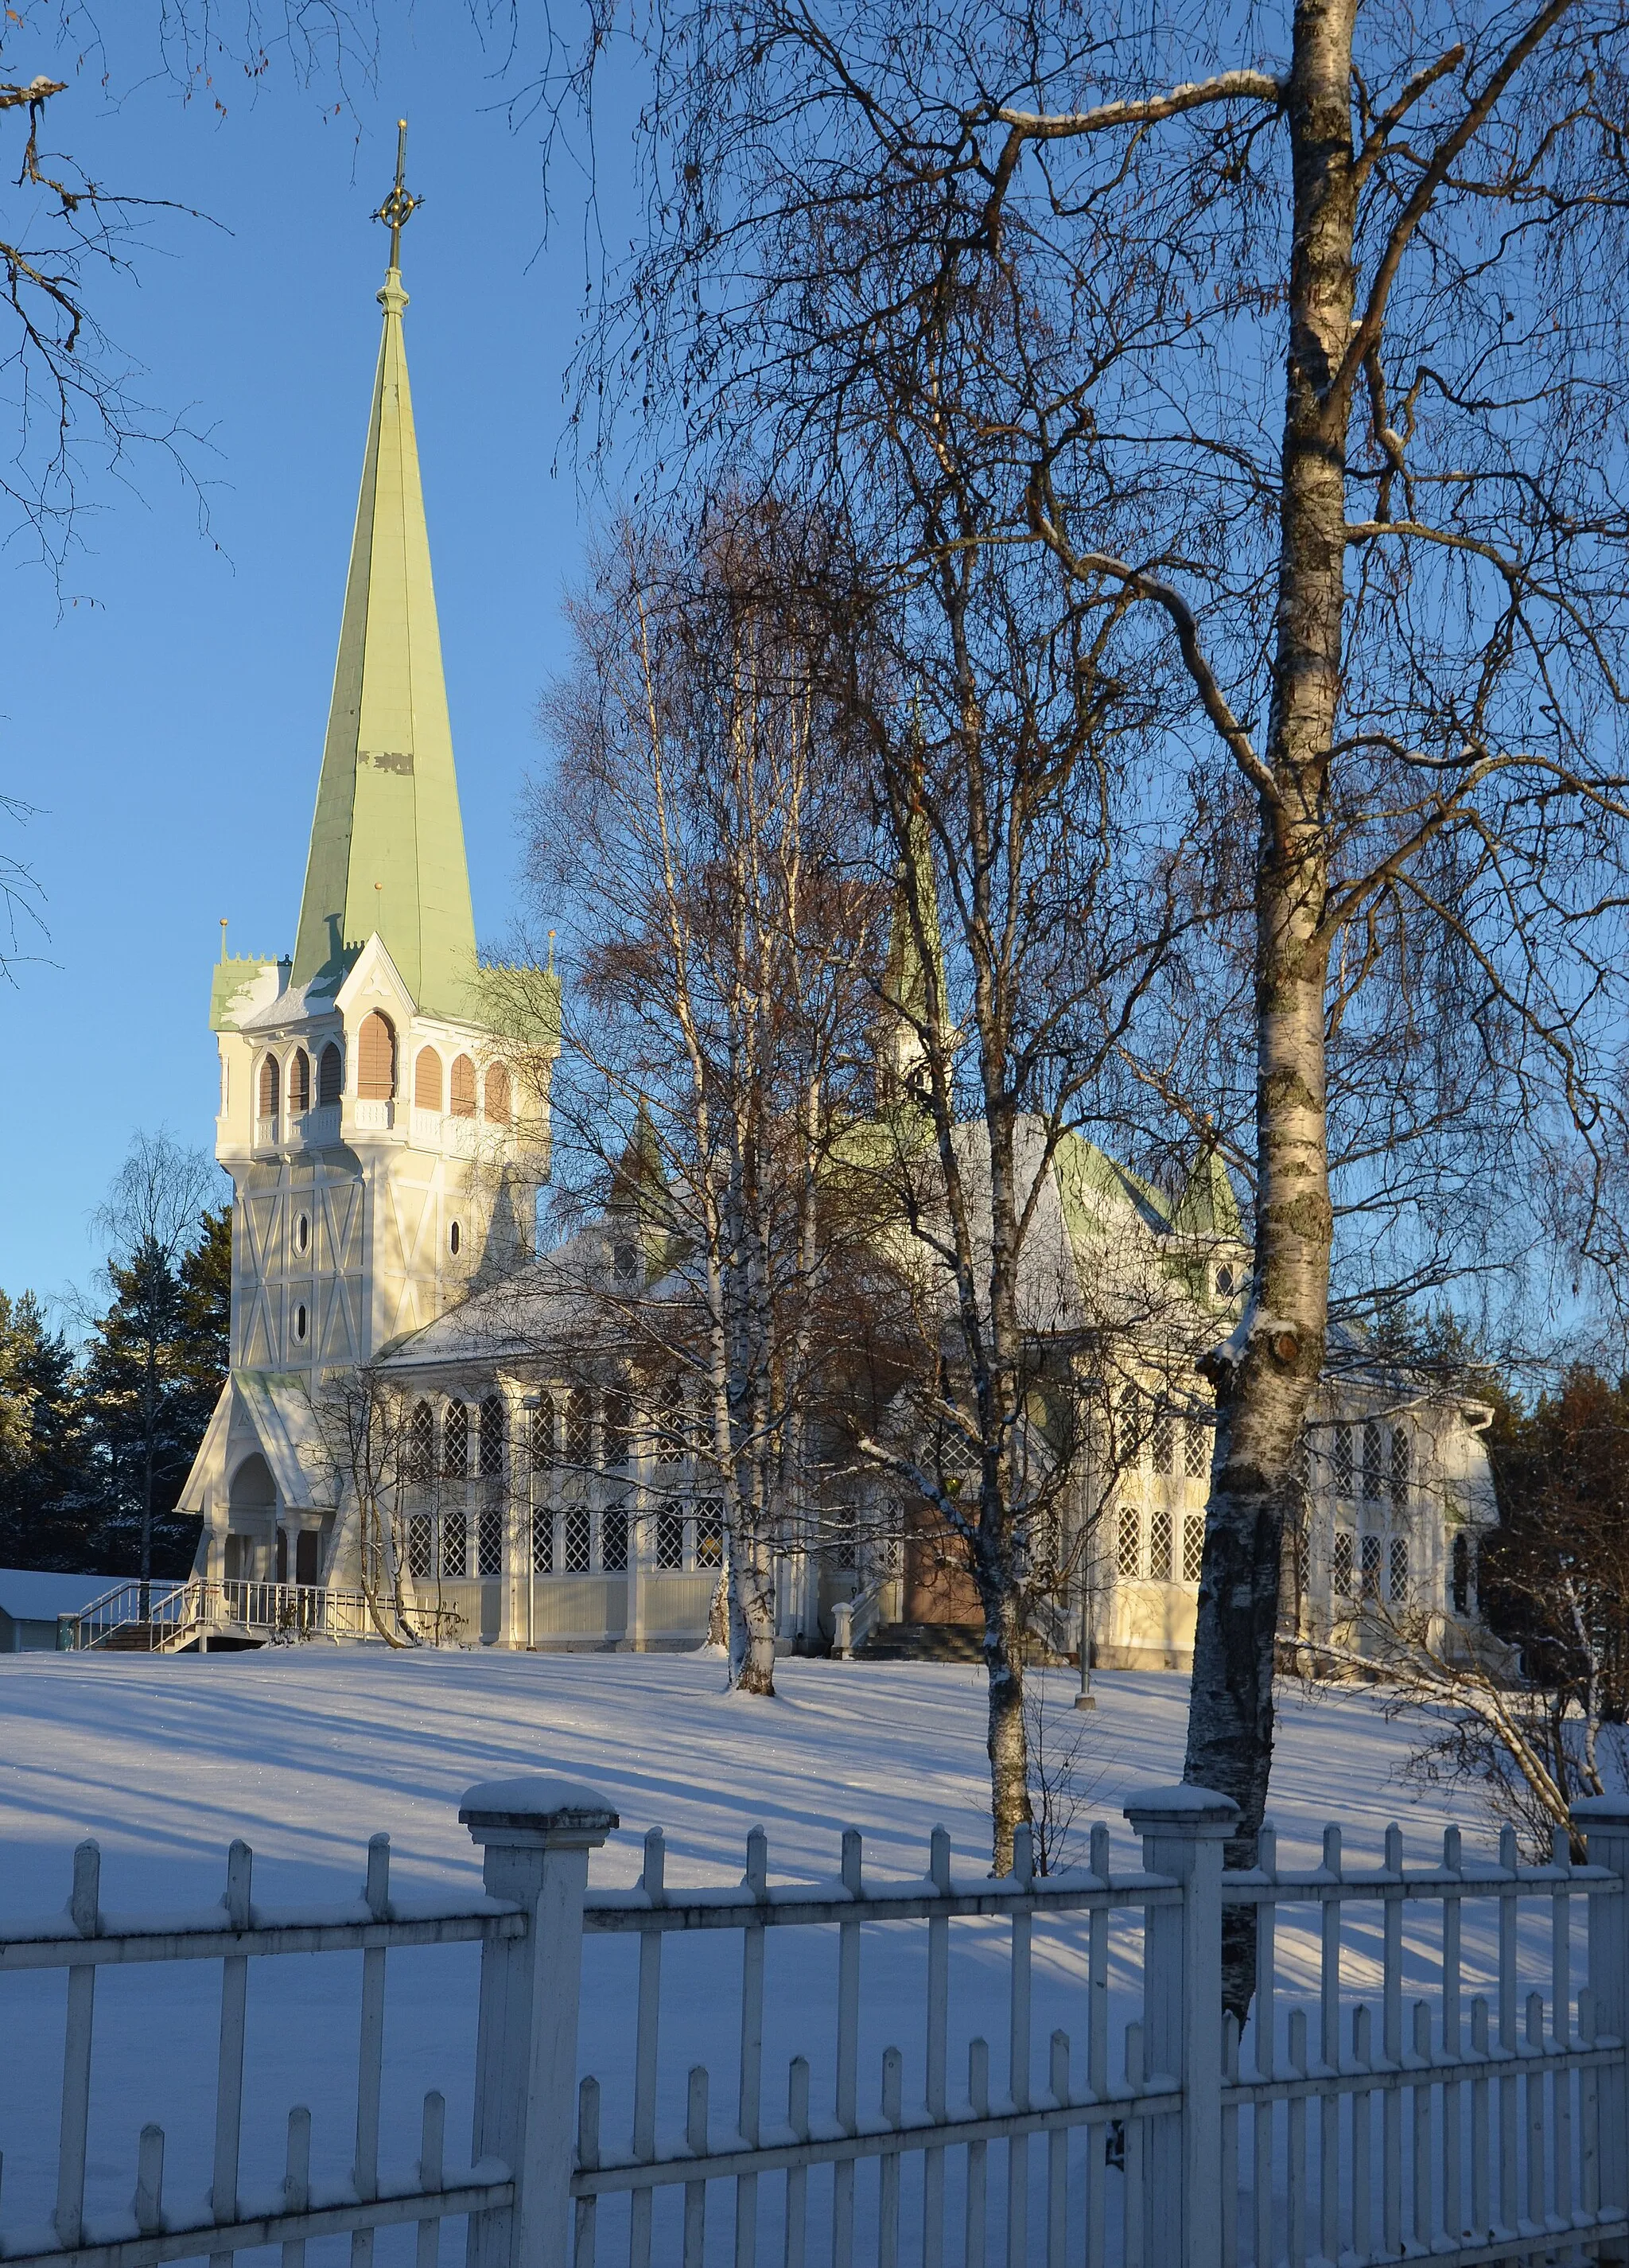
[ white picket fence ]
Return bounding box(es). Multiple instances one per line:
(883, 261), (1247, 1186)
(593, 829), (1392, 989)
(2, 1778), (1627, 2268)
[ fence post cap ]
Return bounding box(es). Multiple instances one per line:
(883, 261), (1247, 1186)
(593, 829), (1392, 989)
(1122, 1783), (1239, 1837)
(1571, 1794), (1629, 1829)
(459, 1776), (620, 1847)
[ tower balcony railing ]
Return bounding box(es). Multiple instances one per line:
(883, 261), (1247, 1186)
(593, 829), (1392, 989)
(296, 1103), (342, 1147)
(352, 1098), (394, 1132)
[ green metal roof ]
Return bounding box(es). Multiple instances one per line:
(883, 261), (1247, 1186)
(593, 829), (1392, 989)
(291, 260), (478, 1020)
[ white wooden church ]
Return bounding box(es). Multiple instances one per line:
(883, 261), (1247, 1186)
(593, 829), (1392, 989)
(172, 208), (1502, 1668)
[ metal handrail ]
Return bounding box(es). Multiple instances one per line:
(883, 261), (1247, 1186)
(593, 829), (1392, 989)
(72, 1578), (383, 1651)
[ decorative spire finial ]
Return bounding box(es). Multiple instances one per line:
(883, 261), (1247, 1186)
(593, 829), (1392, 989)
(375, 118), (419, 272)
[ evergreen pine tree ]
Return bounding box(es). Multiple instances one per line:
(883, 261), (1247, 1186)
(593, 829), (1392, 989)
(80, 1207), (231, 1590)
(0, 1292), (95, 1569)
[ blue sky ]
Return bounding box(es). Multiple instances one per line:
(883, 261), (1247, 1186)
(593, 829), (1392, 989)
(1, 14), (608, 1311)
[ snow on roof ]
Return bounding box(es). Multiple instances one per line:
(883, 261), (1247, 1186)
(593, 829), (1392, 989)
(0, 1570), (151, 1621)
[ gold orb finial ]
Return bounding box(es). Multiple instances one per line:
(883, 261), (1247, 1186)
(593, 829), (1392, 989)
(375, 117), (420, 270)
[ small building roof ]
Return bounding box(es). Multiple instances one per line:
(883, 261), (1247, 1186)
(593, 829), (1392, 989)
(0, 1570), (148, 1621)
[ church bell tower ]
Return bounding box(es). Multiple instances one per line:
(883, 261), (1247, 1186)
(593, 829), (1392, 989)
(207, 130), (558, 1389)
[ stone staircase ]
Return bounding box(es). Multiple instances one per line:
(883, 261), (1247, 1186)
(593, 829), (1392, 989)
(855, 1622), (986, 1663)
(855, 1620), (1075, 1666)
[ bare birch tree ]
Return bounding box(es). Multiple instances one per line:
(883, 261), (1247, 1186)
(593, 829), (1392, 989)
(538, 0), (1629, 1977)
(514, 506), (891, 1695)
(308, 1365), (428, 1649)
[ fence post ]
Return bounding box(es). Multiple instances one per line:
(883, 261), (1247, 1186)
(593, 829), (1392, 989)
(1573, 1794), (1629, 2251)
(1123, 1783), (1238, 2268)
(461, 1776), (620, 2268)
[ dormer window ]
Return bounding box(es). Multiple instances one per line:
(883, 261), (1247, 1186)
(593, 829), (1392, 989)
(358, 1011), (396, 1101)
(290, 1048), (311, 1115)
(1215, 1264), (1235, 1297)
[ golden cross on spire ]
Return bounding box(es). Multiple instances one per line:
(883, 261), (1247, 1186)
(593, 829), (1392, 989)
(375, 119), (419, 270)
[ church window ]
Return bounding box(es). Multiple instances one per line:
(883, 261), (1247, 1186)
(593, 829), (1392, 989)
(1359, 1534), (1382, 1597)
(1362, 1421), (1382, 1500)
(653, 1376), (685, 1465)
(441, 1511), (468, 1577)
(484, 1062), (512, 1125)
(531, 1507), (554, 1574)
(294, 1304), (308, 1343)
(696, 1501), (725, 1566)
(565, 1387), (593, 1465)
(1116, 1504), (1141, 1578)
(259, 1054), (281, 1117)
(656, 1507), (686, 1569)
(450, 1054), (476, 1118)
(564, 1504), (593, 1573)
(290, 1049), (311, 1114)
(479, 1395), (505, 1478)
(603, 1387), (631, 1469)
(531, 1402), (556, 1471)
(1333, 1532), (1354, 1597)
(407, 1517), (433, 1577)
(1150, 1406), (1174, 1475)
(405, 1400), (434, 1482)
(1183, 1515), (1205, 1584)
(1452, 1531), (1472, 1614)
(1389, 1536), (1409, 1604)
(476, 1507), (503, 1577)
(1332, 1423), (1354, 1496)
(414, 1048), (444, 1111)
(1149, 1506), (1173, 1581)
(318, 1043), (342, 1108)
(443, 1400), (469, 1477)
(1390, 1426), (1411, 1508)
(601, 1507), (628, 1571)
(449, 1220), (461, 1257)
(358, 1011), (396, 1101)
(1184, 1418), (1209, 1480)
(295, 1213), (309, 1255)
(1118, 1383), (1146, 1469)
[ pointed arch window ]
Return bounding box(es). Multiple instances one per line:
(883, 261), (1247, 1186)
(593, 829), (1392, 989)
(653, 1375), (685, 1467)
(318, 1042), (343, 1108)
(603, 1387), (631, 1470)
(484, 1063), (511, 1126)
(449, 1055), (476, 1118)
(478, 1395), (505, 1478)
(414, 1048), (444, 1111)
(564, 1387), (593, 1465)
(443, 1400), (468, 1478)
(405, 1400), (434, 1483)
(1452, 1531), (1473, 1614)
(358, 1012), (396, 1101)
(258, 1055), (281, 1117)
(290, 1049), (311, 1115)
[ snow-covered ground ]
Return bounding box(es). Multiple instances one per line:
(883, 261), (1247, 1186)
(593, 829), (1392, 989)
(0, 1651), (1538, 2261)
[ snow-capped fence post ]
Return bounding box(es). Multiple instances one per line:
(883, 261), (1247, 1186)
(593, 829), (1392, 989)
(461, 1777), (620, 2268)
(1574, 1793), (1629, 2250)
(1123, 1784), (1237, 2268)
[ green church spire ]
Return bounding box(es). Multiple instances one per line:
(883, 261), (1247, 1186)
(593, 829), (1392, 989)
(291, 126), (479, 1020)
